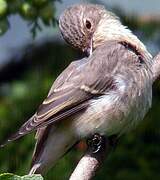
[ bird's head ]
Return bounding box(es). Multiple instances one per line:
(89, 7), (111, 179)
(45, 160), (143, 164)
(59, 3), (149, 57)
(59, 4), (107, 56)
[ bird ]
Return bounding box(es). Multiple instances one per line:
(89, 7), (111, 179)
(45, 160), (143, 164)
(0, 3), (153, 175)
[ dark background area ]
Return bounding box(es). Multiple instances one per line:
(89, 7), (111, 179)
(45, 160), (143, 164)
(0, 0), (160, 179)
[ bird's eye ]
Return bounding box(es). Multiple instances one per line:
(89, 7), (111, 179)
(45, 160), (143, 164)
(85, 20), (92, 29)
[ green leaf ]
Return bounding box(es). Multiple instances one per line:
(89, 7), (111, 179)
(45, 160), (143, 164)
(0, 0), (8, 18)
(0, 173), (43, 180)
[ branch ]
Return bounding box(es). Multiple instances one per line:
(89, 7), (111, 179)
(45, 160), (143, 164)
(69, 138), (112, 180)
(152, 52), (160, 82)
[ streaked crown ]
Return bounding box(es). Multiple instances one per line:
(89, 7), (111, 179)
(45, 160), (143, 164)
(59, 4), (106, 53)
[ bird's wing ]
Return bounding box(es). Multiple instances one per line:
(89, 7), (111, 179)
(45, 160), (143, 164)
(34, 59), (86, 140)
(0, 58), (89, 146)
(47, 58), (88, 96)
(31, 58), (89, 166)
(1, 40), (143, 147)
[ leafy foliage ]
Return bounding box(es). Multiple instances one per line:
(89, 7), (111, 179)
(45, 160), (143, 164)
(0, 173), (43, 180)
(0, 0), (60, 37)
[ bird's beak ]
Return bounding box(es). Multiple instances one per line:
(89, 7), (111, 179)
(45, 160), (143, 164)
(83, 38), (93, 57)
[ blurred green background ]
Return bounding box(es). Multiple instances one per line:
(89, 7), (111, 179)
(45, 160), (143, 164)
(0, 0), (160, 179)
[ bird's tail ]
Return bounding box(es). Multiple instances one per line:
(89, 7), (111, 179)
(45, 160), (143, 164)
(29, 124), (76, 175)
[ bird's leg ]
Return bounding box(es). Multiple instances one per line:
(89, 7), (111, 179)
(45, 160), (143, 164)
(87, 134), (119, 153)
(87, 133), (106, 153)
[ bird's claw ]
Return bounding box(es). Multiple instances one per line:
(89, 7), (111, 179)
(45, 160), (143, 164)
(87, 133), (105, 153)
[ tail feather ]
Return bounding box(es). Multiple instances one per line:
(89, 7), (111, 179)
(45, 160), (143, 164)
(29, 124), (76, 175)
(29, 163), (41, 175)
(31, 126), (51, 167)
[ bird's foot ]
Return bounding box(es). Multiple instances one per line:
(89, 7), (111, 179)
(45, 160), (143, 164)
(87, 133), (106, 153)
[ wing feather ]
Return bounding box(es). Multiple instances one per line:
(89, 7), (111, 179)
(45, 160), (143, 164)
(1, 41), (135, 147)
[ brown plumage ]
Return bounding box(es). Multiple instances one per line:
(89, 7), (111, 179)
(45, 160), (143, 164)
(0, 3), (153, 175)
(59, 4), (105, 53)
